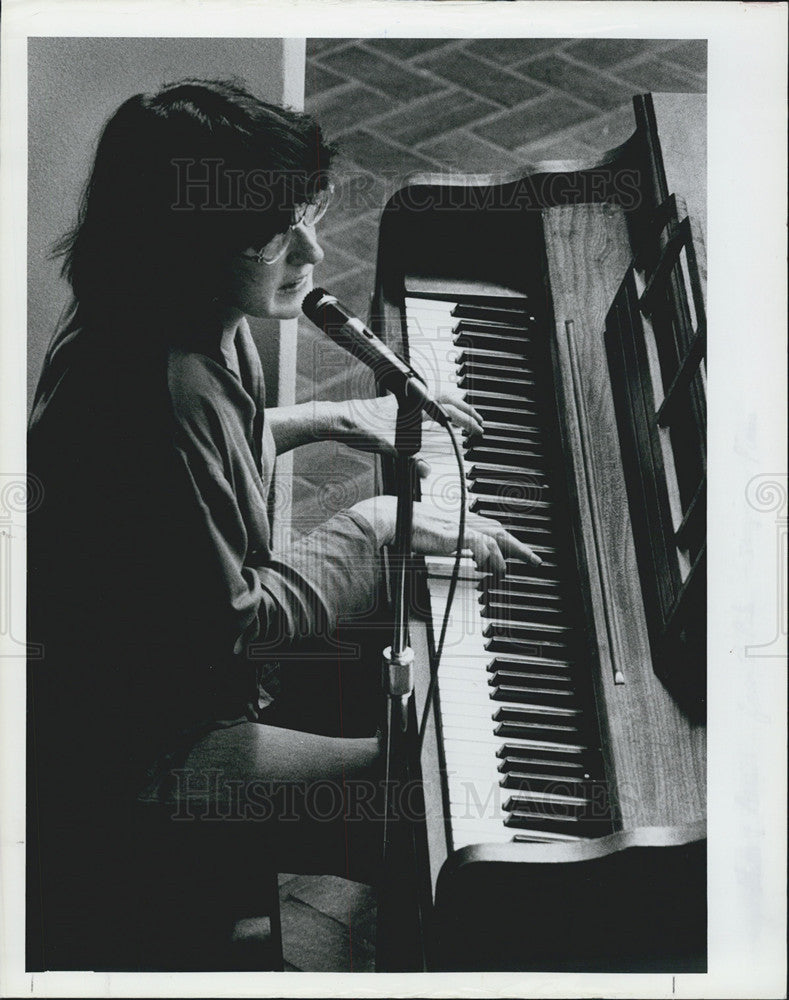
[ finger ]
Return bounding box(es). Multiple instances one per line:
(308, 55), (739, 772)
(415, 458), (431, 480)
(495, 529), (542, 567)
(445, 394), (483, 426)
(443, 403), (484, 437)
(465, 530), (507, 578)
(466, 515), (542, 567)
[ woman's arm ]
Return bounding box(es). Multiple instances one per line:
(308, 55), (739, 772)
(267, 393), (483, 456)
(265, 401), (334, 454)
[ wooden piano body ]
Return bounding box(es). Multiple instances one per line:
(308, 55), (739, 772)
(370, 93), (707, 972)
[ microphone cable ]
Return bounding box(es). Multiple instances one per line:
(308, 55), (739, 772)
(417, 419), (467, 757)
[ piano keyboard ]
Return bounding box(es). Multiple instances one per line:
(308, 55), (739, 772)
(405, 286), (612, 851)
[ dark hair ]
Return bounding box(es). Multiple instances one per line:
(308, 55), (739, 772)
(54, 77), (335, 326)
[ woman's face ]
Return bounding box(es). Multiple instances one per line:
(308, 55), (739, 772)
(216, 220), (325, 320)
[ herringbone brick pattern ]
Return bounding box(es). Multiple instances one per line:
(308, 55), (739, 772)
(284, 36), (705, 972)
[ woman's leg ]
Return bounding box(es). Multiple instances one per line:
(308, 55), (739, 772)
(142, 722), (386, 886)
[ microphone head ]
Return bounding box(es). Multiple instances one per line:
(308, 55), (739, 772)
(301, 287), (334, 316)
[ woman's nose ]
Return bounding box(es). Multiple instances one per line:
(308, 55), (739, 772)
(289, 223), (324, 265)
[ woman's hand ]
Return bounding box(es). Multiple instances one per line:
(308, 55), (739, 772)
(318, 392), (484, 462)
(350, 496), (542, 576)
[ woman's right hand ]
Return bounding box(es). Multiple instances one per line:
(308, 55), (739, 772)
(350, 496), (542, 578)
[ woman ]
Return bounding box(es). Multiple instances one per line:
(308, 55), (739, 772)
(27, 78), (538, 968)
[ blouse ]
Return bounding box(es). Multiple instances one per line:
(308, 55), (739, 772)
(27, 310), (381, 798)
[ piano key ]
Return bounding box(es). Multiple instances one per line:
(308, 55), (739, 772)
(453, 319), (530, 338)
(459, 373), (536, 393)
(463, 390), (539, 409)
(493, 719), (583, 743)
(470, 406), (541, 427)
(488, 669), (574, 689)
(457, 358), (536, 376)
(465, 448), (545, 469)
(457, 348), (531, 366)
(483, 582), (564, 601)
(490, 685), (578, 706)
(503, 808), (598, 835)
(469, 463), (547, 481)
(451, 302), (531, 324)
(469, 474), (548, 493)
(511, 830), (591, 844)
(497, 754), (590, 776)
(468, 431), (544, 450)
(442, 726), (591, 753)
(404, 290), (611, 851)
(499, 771), (594, 794)
(486, 654), (575, 673)
(482, 603), (565, 626)
(485, 635), (570, 657)
(453, 324), (532, 343)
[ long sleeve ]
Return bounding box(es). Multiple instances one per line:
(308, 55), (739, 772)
(28, 316), (383, 788)
(168, 347), (381, 662)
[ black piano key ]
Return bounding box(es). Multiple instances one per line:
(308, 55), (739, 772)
(469, 463), (546, 482)
(488, 665), (573, 686)
(483, 619), (569, 641)
(503, 803), (600, 836)
(494, 702), (581, 722)
(498, 526), (556, 547)
(482, 601), (565, 625)
(453, 318), (531, 338)
(496, 743), (590, 765)
(469, 477), (550, 500)
(483, 589), (564, 613)
(494, 718), (582, 743)
(490, 684), (576, 706)
(454, 330), (529, 353)
(471, 509), (555, 532)
(453, 320), (532, 338)
(458, 372), (535, 393)
(500, 771), (593, 795)
(488, 577), (563, 597)
(470, 420), (547, 439)
(451, 302), (531, 325)
(464, 391), (539, 411)
(485, 636), (569, 657)
(458, 348), (531, 367)
(467, 443), (545, 463)
(489, 669), (574, 690)
(473, 502), (554, 522)
(458, 367), (536, 388)
(498, 753), (589, 776)
(484, 577), (562, 592)
(486, 654), (574, 673)
(465, 446), (544, 466)
(471, 426), (543, 442)
(471, 405), (541, 427)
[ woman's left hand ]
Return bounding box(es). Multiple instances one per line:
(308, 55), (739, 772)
(318, 391), (483, 471)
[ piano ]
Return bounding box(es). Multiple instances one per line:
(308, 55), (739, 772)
(370, 94), (707, 972)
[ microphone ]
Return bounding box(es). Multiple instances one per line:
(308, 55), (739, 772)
(302, 287), (449, 426)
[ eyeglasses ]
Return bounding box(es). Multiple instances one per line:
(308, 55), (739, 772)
(241, 183), (334, 265)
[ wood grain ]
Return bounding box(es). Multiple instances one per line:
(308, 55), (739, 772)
(542, 202), (706, 829)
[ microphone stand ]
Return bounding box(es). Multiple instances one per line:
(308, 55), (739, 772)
(377, 387), (422, 971)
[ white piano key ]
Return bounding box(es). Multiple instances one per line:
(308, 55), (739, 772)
(450, 819), (514, 848)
